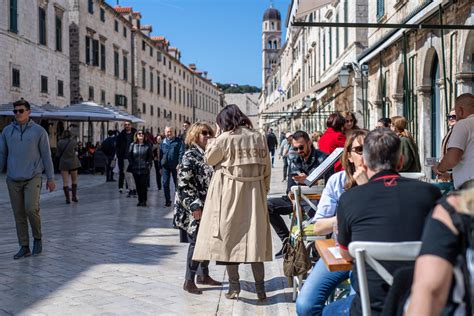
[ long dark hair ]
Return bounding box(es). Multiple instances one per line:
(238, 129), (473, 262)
(216, 104), (253, 132)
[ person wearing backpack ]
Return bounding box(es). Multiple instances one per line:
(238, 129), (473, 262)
(407, 179), (474, 316)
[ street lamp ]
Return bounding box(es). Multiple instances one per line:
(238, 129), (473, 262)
(338, 64), (351, 88)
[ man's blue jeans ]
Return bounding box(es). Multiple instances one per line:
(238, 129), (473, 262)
(162, 167), (178, 203)
(296, 259), (351, 316)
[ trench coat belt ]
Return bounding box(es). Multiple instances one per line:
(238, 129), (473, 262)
(211, 169), (265, 238)
(220, 169), (265, 182)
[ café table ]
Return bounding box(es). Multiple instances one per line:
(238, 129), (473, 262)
(315, 239), (352, 272)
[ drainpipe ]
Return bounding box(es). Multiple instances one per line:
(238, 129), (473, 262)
(402, 32), (410, 117)
(439, 5), (450, 125)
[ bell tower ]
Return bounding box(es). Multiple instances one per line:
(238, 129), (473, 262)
(262, 5), (282, 88)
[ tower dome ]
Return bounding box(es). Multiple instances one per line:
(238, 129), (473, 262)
(263, 6), (281, 21)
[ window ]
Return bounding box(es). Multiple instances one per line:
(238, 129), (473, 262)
(92, 39), (99, 66)
(88, 0), (94, 14)
(344, 0), (348, 48)
(163, 79), (167, 97)
(335, 14), (339, 57)
(123, 26), (127, 38)
(38, 7), (47, 45)
(157, 75), (161, 95)
(142, 40), (146, 51)
(169, 82), (172, 100)
(40, 76), (48, 93)
(114, 51), (119, 77)
(100, 8), (105, 22)
(100, 43), (106, 71)
(101, 90), (105, 104)
(55, 15), (62, 51)
(89, 86), (94, 101)
(163, 109), (167, 118)
(115, 94), (127, 107)
(123, 56), (128, 81)
(142, 67), (146, 89)
(142, 103), (146, 114)
(377, 0), (385, 20)
(9, 0), (18, 33)
(57, 80), (64, 96)
(163, 56), (166, 66)
(157, 107), (161, 117)
(85, 36), (91, 64)
(150, 71), (154, 93)
(12, 68), (20, 87)
(114, 20), (118, 32)
(150, 105), (154, 116)
(150, 46), (153, 57)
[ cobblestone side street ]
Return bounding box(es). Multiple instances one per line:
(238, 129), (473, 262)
(0, 158), (295, 315)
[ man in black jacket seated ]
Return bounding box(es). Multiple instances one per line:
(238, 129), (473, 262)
(268, 130), (329, 258)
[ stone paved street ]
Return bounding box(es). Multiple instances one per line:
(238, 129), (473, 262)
(0, 158), (296, 315)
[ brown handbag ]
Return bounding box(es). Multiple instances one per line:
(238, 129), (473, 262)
(283, 236), (312, 277)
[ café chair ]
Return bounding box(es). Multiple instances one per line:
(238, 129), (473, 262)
(289, 185), (324, 301)
(348, 241), (422, 316)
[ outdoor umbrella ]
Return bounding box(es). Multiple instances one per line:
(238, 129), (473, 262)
(46, 101), (130, 122)
(0, 103), (49, 118)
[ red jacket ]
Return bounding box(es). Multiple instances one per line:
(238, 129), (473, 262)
(318, 128), (346, 171)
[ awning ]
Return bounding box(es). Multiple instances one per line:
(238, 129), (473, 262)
(358, 0), (446, 64)
(295, 0), (332, 20)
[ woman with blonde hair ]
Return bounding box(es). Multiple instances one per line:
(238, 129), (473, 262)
(390, 116), (421, 172)
(193, 104), (272, 301)
(56, 130), (81, 204)
(174, 122), (222, 295)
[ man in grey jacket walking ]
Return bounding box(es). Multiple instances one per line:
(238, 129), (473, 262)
(0, 99), (56, 259)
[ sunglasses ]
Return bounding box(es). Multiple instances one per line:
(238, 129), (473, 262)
(351, 145), (363, 155)
(346, 119), (354, 123)
(447, 115), (456, 121)
(201, 130), (211, 137)
(137, 132), (143, 136)
(13, 109), (26, 114)
(293, 145), (306, 151)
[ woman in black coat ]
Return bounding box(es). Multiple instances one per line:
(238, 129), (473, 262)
(128, 130), (153, 206)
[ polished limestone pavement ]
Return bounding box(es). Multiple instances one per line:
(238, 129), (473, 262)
(0, 158), (295, 315)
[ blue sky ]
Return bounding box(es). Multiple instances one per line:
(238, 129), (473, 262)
(117, 0), (288, 88)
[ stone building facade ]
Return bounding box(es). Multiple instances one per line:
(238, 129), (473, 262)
(259, 0), (368, 134)
(359, 0), (474, 175)
(0, 0), (70, 107)
(224, 93), (260, 129)
(0, 0), (222, 142)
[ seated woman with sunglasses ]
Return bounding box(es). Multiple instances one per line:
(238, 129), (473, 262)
(174, 123), (222, 295)
(128, 130), (153, 206)
(296, 129), (369, 316)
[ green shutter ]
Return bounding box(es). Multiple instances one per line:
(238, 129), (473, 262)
(10, 0), (18, 33)
(377, 0), (385, 20)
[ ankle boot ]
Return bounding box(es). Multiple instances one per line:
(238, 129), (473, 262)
(63, 186), (70, 204)
(183, 280), (202, 295)
(71, 184), (78, 202)
(225, 282), (241, 300)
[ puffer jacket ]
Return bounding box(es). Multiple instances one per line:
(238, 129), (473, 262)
(128, 142), (153, 175)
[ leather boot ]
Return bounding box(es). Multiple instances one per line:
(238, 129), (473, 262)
(63, 186), (70, 204)
(196, 275), (222, 286)
(71, 184), (78, 202)
(183, 280), (202, 295)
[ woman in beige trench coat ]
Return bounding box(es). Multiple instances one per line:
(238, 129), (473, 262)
(193, 104), (272, 301)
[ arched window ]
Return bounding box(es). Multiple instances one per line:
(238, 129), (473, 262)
(273, 40), (278, 49)
(268, 40), (272, 49)
(271, 22), (274, 30)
